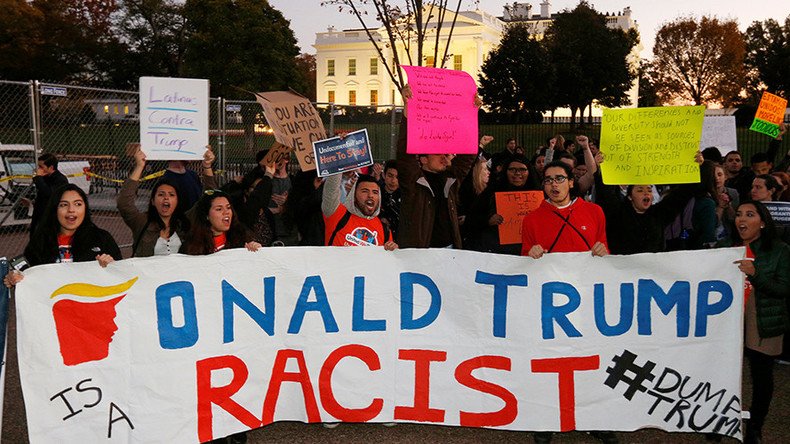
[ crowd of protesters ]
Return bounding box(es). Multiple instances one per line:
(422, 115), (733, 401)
(2, 85), (788, 444)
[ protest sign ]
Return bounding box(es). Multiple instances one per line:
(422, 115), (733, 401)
(313, 129), (373, 177)
(261, 142), (294, 167)
(600, 106), (705, 185)
(402, 65), (478, 154)
(764, 201), (790, 226)
(750, 92), (787, 138)
(255, 91), (327, 171)
(495, 191), (544, 244)
(139, 77), (209, 160)
(17, 248), (746, 442)
(700, 116), (737, 156)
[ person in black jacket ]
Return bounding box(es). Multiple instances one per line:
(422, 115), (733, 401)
(5, 184), (121, 287)
(594, 153), (703, 254)
(29, 152), (69, 238)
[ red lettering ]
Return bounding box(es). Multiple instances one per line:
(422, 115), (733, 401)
(196, 355), (260, 442)
(531, 356), (600, 432)
(319, 344), (384, 422)
(454, 355), (517, 427)
(394, 349), (446, 423)
(262, 349), (321, 424)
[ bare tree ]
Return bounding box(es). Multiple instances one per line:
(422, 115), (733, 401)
(321, 0), (463, 90)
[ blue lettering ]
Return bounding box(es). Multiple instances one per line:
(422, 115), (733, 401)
(222, 277), (275, 342)
(594, 283), (634, 336)
(637, 279), (690, 337)
(352, 276), (386, 331)
(287, 276), (339, 334)
(155, 281), (198, 349)
(400, 272), (441, 330)
(695, 280), (733, 337)
(474, 271), (528, 338)
(541, 282), (582, 339)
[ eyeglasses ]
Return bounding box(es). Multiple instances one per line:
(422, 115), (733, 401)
(543, 175), (569, 185)
(507, 167), (528, 174)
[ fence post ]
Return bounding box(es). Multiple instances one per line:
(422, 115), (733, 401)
(329, 102), (335, 135)
(217, 97), (226, 181)
(389, 104), (398, 160)
(29, 80), (40, 161)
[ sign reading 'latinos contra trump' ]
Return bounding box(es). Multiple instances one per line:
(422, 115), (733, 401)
(16, 248), (745, 443)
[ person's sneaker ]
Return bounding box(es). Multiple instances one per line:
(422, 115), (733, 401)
(533, 431), (552, 443)
(774, 358), (790, 365)
(322, 422), (340, 429)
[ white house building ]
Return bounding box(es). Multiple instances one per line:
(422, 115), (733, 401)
(314, 1), (642, 117)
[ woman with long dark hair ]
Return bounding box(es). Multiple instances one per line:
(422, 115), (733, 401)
(4, 184), (121, 287)
(722, 201), (790, 443)
(180, 189), (261, 255)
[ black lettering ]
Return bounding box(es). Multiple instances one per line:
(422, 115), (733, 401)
(108, 402), (135, 438)
(75, 378), (102, 409)
(49, 387), (82, 420)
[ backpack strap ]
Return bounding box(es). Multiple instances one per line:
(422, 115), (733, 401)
(327, 209), (353, 246)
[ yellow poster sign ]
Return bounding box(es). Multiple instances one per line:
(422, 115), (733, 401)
(600, 106), (705, 185)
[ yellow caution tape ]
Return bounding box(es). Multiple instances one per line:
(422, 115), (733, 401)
(1, 169), (224, 184)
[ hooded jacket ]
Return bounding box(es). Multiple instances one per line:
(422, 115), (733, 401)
(321, 173), (388, 247)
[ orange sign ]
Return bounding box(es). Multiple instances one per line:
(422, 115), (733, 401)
(754, 91), (787, 125)
(495, 191), (544, 245)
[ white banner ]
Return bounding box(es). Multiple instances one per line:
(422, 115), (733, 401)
(140, 76), (209, 160)
(16, 248), (745, 443)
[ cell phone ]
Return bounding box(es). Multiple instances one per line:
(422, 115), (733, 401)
(11, 255), (30, 272)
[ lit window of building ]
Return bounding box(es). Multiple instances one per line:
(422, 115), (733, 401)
(349, 90), (356, 105)
(327, 59), (335, 76)
(370, 58), (378, 75)
(370, 90), (378, 106)
(425, 56), (435, 67)
(454, 54), (463, 71)
(328, 90), (335, 103)
(348, 59), (356, 76)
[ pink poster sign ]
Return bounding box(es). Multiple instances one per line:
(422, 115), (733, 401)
(402, 65), (478, 154)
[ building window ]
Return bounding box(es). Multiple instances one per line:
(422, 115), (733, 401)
(328, 90), (335, 103)
(349, 90), (356, 106)
(370, 90), (378, 106)
(454, 55), (463, 71)
(370, 58), (378, 75)
(348, 59), (356, 76)
(327, 59), (335, 76)
(425, 56), (435, 67)
(103, 105), (109, 114)
(114, 105), (119, 115)
(123, 105), (129, 115)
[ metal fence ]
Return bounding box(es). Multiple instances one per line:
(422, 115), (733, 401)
(0, 79), (787, 259)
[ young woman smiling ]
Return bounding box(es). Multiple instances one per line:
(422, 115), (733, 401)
(4, 184), (121, 287)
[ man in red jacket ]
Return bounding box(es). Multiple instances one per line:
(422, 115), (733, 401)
(521, 160), (608, 258)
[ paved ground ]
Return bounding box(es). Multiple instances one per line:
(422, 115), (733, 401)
(1, 189), (789, 443)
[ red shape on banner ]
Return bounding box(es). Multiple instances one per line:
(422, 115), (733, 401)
(531, 355), (600, 432)
(394, 349), (447, 423)
(319, 344), (384, 422)
(454, 355), (517, 427)
(196, 355), (260, 442)
(52, 296), (125, 366)
(262, 349), (321, 424)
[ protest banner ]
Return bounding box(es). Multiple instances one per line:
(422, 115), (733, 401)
(600, 106), (705, 185)
(16, 248), (745, 443)
(261, 142), (294, 167)
(495, 191), (543, 244)
(750, 91), (787, 138)
(139, 77), (209, 160)
(255, 91), (327, 171)
(313, 129), (373, 177)
(402, 65), (478, 154)
(700, 116), (737, 156)
(763, 201), (790, 226)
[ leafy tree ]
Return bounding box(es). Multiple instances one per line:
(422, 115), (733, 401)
(182, 0), (305, 151)
(651, 16), (745, 106)
(107, 0), (187, 88)
(321, 0), (463, 91)
(543, 2), (638, 123)
(637, 59), (659, 107)
(478, 23), (554, 122)
(295, 53), (317, 102)
(744, 16), (790, 98)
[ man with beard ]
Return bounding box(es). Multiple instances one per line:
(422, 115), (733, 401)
(322, 171), (397, 250)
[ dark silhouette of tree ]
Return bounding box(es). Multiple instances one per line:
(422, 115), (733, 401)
(478, 23), (555, 122)
(652, 16), (745, 106)
(744, 15), (790, 99)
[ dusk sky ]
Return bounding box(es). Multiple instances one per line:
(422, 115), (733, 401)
(268, 0), (788, 59)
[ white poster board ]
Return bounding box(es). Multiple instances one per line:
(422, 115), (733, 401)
(139, 77), (209, 160)
(700, 116), (737, 157)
